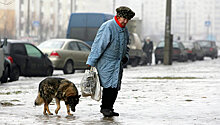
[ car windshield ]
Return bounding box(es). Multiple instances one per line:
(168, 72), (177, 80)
(157, 41), (179, 48)
(38, 40), (64, 49)
(197, 41), (211, 47)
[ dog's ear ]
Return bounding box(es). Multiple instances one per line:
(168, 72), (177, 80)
(78, 95), (81, 98)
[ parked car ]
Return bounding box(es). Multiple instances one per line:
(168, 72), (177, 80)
(38, 39), (91, 74)
(127, 33), (144, 67)
(3, 40), (53, 78)
(195, 40), (218, 59)
(154, 41), (188, 64)
(184, 42), (205, 61)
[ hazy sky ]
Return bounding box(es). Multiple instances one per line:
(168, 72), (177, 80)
(76, 0), (143, 19)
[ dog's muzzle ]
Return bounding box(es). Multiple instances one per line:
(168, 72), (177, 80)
(71, 107), (76, 112)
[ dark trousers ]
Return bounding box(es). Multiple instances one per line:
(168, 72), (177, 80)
(101, 88), (118, 110)
(146, 52), (152, 64)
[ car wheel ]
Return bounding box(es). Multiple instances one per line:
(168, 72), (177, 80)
(191, 55), (196, 61)
(131, 57), (139, 67)
(1, 66), (9, 83)
(185, 56), (188, 62)
(178, 56), (183, 62)
(45, 67), (53, 76)
(200, 56), (204, 60)
(10, 66), (20, 81)
(63, 60), (74, 74)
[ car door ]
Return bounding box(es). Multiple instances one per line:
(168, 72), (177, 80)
(24, 43), (46, 76)
(11, 43), (28, 75)
(67, 41), (81, 68)
(193, 42), (201, 57)
(177, 42), (187, 61)
(211, 41), (218, 56)
(77, 42), (91, 68)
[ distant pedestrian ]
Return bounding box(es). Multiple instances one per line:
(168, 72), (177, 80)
(142, 37), (153, 65)
(86, 6), (135, 117)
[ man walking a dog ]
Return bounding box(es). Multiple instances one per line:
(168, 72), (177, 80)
(86, 6), (135, 117)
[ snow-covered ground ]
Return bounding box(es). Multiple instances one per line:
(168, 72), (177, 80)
(0, 57), (220, 125)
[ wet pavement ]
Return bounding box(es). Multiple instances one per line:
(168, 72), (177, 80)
(0, 57), (220, 125)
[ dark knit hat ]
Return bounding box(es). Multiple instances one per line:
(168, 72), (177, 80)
(116, 6), (135, 20)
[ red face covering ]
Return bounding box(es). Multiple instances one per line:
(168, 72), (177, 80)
(114, 16), (125, 28)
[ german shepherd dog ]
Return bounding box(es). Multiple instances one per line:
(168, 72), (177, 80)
(34, 77), (81, 115)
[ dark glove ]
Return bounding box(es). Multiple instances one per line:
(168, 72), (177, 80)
(122, 57), (128, 64)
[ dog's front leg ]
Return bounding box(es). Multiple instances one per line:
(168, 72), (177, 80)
(45, 103), (53, 115)
(66, 104), (73, 116)
(55, 98), (61, 114)
(43, 103), (47, 115)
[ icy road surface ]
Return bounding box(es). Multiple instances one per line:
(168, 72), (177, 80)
(0, 58), (220, 125)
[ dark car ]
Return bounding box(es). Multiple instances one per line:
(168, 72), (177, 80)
(154, 41), (188, 64)
(3, 40), (54, 78)
(184, 42), (205, 61)
(195, 40), (218, 59)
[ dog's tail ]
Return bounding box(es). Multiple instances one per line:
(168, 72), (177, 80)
(34, 92), (44, 106)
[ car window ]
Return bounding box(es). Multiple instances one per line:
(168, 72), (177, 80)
(68, 42), (80, 51)
(25, 44), (42, 58)
(198, 41), (211, 47)
(193, 43), (200, 49)
(184, 42), (193, 49)
(178, 42), (185, 49)
(157, 42), (164, 47)
(38, 40), (64, 49)
(129, 34), (135, 45)
(157, 41), (179, 48)
(211, 42), (216, 47)
(173, 42), (179, 48)
(12, 44), (26, 55)
(77, 42), (90, 52)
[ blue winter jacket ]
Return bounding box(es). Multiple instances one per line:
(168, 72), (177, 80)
(86, 18), (130, 90)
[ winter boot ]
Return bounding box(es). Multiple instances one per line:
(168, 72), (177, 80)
(100, 109), (114, 117)
(111, 109), (119, 116)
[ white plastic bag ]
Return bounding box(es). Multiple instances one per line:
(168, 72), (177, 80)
(80, 67), (101, 101)
(91, 67), (101, 101)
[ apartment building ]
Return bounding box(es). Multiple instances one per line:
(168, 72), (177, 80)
(0, 1), (15, 38)
(0, 0), (220, 42)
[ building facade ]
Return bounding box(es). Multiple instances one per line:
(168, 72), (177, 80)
(15, 0), (73, 42)
(143, 0), (220, 42)
(0, 0), (15, 39)
(0, 0), (220, 43)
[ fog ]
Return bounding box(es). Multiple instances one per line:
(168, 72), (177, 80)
(0, 0), (219, 43)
